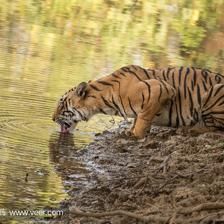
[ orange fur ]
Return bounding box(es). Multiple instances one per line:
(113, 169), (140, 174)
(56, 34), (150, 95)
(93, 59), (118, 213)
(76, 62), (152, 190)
(53, 65), (224, 138)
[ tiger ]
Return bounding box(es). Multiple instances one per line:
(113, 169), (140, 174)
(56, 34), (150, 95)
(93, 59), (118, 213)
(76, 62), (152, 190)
(52, 65), (224, 138)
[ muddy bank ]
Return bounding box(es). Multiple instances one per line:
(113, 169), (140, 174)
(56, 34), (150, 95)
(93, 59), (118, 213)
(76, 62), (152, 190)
(49, 121), (224, 224)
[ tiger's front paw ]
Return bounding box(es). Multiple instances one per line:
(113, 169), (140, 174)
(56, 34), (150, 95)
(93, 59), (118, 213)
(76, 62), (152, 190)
(119, 128), (133, 138)
(132, 128), (146, 139)
(122, 129), (139, 139)
(124, 129), (133, 137)
(122, 127), (146, 139)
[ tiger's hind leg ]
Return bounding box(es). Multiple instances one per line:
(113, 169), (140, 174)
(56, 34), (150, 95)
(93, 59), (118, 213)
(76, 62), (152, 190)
(200, 84), (224, 130)
(131, 79), (176, 138)
(184, 123), (214, 136)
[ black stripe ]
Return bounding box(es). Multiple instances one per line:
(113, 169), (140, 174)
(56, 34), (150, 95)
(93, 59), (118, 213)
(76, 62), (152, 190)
(197, 84), (201, 106)
(168, 100), (173, 126)
(218, 99), (224, 106)
(178, 66), (183, 85)
(166, 67), (173, 80)
(175, 101), (179, 128)
(158, 84), (162, 102)
(172, 71), (176, 89)
(113, 79), (127, 117)
(131, 65), (138, 70)
(63, 100), (68, 111)
(112, 95), (123, 117)
(161, 80), (169, 94)
(211, 111), (224, 115)
(212, 119), (224, 127)
(215, 75), (221, 83)
(162, 70), (167, 81)
(192, 67), (197, 88)
(202, 113), (214, 119)
(187, 87), (194, 116)
(216, 72), (224, 78)
(72, 107), (84, 120)
(99, 109), (107, 114)
(112, 73), (121, 79)
(157, 76), (162, 82)
(202, 70), (208, 83)
(178, 87), (186, 126)
(66, 99), (70, 110)
(121, 66), (129, 72)
(128, 97), (137, 117)
(68, 87), (74, 93)
(202, 114), (212, 120)
(111, 79), (120, 84)
(119, 72), (126, 77)
(214, 85), (224, 97)
(183, 67), (190, 98)
(87, 95), (97, 98)
(193, 109), (199, 122)
(141, 93), (145, 109)
(148, 69), (156, 79)
(202, 95), (224, 114)
(118, 94), (126, 117)
(202, 116), (212, 125)
(203, 110), (224, 118)
(152, 69), (156, 79)
(101, 96), (115, 110)
(202, 86), (213, 108)
(129, 70), (142, 81)
(89, 84), (102, 91)
(212, 118), (224, 128)
(76, 109), (85, 120)
(63, 96), (67, 102)
(142, 81), (151, 102)
(97, 80), (114, 87)
(204, 124), (217, 128)
(142, 68), (150, 79)
(68, 98), (71, 106)
(209, 77), (213, 86)
(191, 80), (194, 91)
(70, 111), (75, 116)
(202, 81), (208, 91)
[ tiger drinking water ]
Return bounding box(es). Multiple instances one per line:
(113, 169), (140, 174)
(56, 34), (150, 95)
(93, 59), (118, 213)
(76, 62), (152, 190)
(53, 65), (224, 138)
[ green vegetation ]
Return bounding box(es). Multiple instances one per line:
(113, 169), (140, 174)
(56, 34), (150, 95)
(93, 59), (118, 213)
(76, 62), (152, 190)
(0, 0), (224, 95)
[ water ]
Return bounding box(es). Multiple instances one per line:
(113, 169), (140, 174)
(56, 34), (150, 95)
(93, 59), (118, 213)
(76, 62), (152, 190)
(0, 0), (224, 223)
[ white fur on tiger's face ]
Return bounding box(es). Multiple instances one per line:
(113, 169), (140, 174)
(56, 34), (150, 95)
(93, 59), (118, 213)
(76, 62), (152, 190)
(53, 65), (224, 138)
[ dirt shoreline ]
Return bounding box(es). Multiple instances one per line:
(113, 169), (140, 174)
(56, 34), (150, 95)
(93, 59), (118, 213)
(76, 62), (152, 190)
(49, 122), (224, 224)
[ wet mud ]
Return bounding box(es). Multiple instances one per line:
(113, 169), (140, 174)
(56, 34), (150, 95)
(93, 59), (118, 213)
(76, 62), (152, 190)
(49, 121), (224, 224)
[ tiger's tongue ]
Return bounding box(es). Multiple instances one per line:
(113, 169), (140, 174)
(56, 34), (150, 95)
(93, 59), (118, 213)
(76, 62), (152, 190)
(61, 124), (69, 133)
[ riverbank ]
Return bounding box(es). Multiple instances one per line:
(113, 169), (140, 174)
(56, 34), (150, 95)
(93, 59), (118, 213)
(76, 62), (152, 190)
(49, 122), (224, 224)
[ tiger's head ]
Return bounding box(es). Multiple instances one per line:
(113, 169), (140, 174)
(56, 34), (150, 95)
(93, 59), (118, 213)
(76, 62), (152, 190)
(52, 82), (96, 133)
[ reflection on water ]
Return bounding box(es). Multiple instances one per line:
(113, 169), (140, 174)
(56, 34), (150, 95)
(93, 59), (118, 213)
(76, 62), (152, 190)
(0, 0), (224, 223)
(48, 133), (92, 192)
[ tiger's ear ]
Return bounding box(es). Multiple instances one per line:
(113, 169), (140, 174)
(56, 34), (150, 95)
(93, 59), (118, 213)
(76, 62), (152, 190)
(76, 82), (88, 98)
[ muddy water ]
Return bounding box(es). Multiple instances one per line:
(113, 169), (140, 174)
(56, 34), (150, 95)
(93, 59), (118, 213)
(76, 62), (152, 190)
(0, 0), (224, 223)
